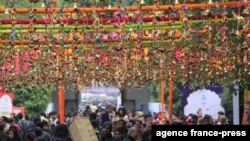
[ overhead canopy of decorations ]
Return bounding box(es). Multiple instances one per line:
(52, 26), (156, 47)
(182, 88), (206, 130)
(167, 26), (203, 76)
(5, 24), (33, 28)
(0, 0), (249, 91)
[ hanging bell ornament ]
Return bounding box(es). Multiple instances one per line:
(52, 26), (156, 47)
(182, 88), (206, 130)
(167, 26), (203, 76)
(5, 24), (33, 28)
(41, 2), (45, 7)
(5, 9), (9, 15)
(208, 0), (213, 4)
(74, 2), (78, 9)
(174, 0), (180, 4)
(140, 0), (145, 4)
(108, 4), (112, 10)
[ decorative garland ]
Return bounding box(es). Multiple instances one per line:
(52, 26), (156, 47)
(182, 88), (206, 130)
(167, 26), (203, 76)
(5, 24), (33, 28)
(0, 0), (249, 90)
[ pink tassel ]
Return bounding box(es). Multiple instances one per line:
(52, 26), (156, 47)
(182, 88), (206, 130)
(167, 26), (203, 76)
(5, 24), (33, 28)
(110, 32), (118, 39)
(175, 49), (182, 62)
(15, 55), (20, 63)
(102, 34), (108, 41)
(24, 62), (30, 71)
(16, 64), (21, 74)
(15, 55), (21, 74)
(24, 51), (30, 60)
(6, 63), (12, 72)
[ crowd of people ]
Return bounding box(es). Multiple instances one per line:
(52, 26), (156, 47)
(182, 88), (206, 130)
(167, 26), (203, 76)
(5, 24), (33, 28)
(0, 112), (71, 141)
(84, 105), (152, 141)
(0, 105), (229, 141)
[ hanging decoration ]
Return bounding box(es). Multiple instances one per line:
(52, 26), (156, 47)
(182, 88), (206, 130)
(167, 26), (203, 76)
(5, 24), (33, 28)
(0, 0), (249, 91)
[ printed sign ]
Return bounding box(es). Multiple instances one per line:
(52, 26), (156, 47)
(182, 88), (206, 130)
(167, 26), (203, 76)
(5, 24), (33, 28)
(184, 89), (225, 119)
(12, 107), (26, 116)
(0, 93), (14, 117)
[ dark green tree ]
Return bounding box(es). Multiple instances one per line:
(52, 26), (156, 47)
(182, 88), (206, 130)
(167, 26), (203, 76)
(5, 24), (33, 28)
(149, 81), (183, 117)
(7, 84), (54, 116)
(220, 82), (234, 124)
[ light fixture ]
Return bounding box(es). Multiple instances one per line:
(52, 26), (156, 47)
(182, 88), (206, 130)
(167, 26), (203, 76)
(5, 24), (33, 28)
(174, 0), (179, 4)
(208, 0), (213, 4)
(41, 2), (45, 8)
(74, 2), (78, 9)
(108, 4), (112, 10)
(5, 8), (9, 14)
(140, 0), (145, 5)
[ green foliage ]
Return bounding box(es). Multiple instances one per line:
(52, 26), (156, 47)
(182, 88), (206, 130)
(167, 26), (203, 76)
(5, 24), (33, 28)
(149, 83), (160, 100)
(172, 82), (183, 116)
(149, 81), (183, 116)
(220, 82), (234, 124)
(7, 84), (54, 116)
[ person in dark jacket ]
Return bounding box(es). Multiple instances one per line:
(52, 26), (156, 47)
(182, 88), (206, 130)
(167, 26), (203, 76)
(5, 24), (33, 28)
(50, 124), (71, 141)
(141, 122), (152, 141)
(122, 127), (141, 141)
(35, 127), (51, 141)
(100, 127), (113, 141)
(101, 105), (113, 127)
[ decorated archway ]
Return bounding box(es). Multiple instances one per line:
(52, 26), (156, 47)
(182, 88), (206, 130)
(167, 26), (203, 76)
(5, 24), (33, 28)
(0, 0), (249, 123)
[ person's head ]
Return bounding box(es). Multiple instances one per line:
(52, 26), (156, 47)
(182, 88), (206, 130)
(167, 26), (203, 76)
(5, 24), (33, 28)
(170, 121), (183, 125)
(36, 121), (44, 129)
(101, 126), (111, 137)
(128, 126), (139, 139)
(203, 114), (213, 125)
(13, 116), (19, 124)
(144, 122), (152, 133)
(23, 131), (36, 141)
(54, 124), (69, 137)
(103, 121), (112, 132)
(7, 128), (18, 139)
(113, 129), (123, 141)
(10, 113), (15, 118)
(218, 115), (227, 125)
(7, 129), (15, 139)
(187, 114), (198, 125)
(217, 111), (225, 120)
(135, 120), (143, 128)
(33, 115), (41, 125)
(118, 108), (126, 117)
(17, 113), (23, 120)
(106, 105), (113, 113)
(128, 119), (136, 127)
(0, 116), (8, 126)
(197, 118), (204, 125)
(117, 119), (126, 129)
(8, 118), (14, 125)
(144, 114), (153, 123)
(49, 111), (57, 119)
(131, 109), (136, 115)
(35, 127), (43, 137)
(112, 121), (118, 131)
(218, 111), (225, 116)
(197, 108), (203, 118)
